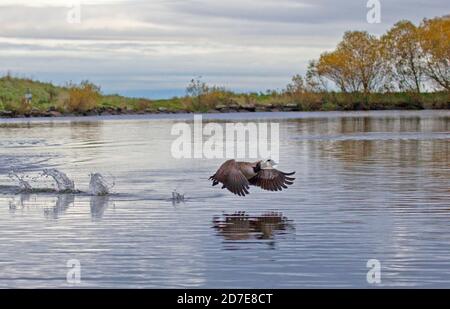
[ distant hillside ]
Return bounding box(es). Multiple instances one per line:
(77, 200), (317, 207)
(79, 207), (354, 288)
(0, 76), (63, 109)
(0, 75), (172, 116)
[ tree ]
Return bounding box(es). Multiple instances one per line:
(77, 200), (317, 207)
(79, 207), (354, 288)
(186, 76), (209, 100)
(315, 31), (386, 95)
(185, 77), (232, 111)
(305, 60), (328, 92)
(382, 20), (425, 93)
(285, 62), (327, 94)
(285, 74), (306, 94)
(418, 16), (450, 90)
(316, 48), (358, 92)
(284, 63), (325, 111)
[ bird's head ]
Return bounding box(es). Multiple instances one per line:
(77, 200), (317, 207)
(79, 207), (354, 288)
(261, 159), (278, 169)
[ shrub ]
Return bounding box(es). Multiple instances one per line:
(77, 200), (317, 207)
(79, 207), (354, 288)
(135, 99), (153, 111)
(184, 77), (234, 111)
(321, 101), (338, 111)
(63, 81), (101, 112)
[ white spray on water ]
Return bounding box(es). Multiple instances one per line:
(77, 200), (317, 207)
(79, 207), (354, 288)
(172, 189), (185, 203)
(8, 171), (32, 191)
(7, 170), (115, 196)
(89, 173), (114, 196)
(42, 169), (75, 192)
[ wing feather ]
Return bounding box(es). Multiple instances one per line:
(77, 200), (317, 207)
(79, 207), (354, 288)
(209, 160), (250, 196)
(249, 169), (295, 192)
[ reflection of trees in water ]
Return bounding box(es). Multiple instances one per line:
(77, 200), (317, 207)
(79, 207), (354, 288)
(291, 116), (449, 167)
(288, 116), (449, 208)
(213, 211), (294, 241)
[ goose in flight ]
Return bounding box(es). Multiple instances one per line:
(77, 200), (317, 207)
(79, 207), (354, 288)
(209, 159), (295, 196)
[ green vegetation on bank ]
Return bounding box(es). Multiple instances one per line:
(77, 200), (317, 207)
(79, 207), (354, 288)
(0, 74), (447, 117)
(0, 15), (448, 117)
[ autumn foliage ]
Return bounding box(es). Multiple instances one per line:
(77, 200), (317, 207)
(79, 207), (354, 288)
(181, 15), (448, 112)
(63, 81), (101, 112)
(310, 15), (449, 94)
(419, 16), (450, 90)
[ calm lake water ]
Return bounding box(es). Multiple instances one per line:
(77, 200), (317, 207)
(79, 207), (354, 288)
(0, 110), (449, 288)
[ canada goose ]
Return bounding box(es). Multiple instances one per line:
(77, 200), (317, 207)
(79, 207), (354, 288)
(209, 159), (295, 196)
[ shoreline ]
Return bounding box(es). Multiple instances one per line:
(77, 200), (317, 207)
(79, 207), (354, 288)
(1, 109), (449, 123)
(1, 104), (448, 119)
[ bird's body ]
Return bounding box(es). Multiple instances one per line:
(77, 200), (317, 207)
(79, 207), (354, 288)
(209, 159), (295, 196)
(236, 161), (259, 179)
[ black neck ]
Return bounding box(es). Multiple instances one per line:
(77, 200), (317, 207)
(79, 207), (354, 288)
(253, 162), (261, 173)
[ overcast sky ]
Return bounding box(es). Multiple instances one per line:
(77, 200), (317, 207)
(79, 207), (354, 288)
(0, 0), (447, 98)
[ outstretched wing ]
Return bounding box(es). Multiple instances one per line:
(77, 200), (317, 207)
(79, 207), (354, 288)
(249, 169), (295, 192)
(209, 160), (250, 196)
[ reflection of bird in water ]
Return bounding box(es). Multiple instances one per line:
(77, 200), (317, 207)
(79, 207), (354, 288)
(209, 159), (295, 196)
(213, 211), (293, 240)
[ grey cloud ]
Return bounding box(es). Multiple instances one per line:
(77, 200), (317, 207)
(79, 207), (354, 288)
(0, 0), (447, 97)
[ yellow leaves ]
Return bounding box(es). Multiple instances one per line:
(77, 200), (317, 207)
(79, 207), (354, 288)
(316, 50), (351, 91)
(418, 16), (450, 90)
(313, 15), (450, 93)
(420, 16), (450, 60)
(64, 81), (101, 113)
(381, 20), (424, 92)
(315, 31), (384, 93)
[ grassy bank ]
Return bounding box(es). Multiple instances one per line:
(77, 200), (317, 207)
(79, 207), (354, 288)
(0, 76), (448, 118)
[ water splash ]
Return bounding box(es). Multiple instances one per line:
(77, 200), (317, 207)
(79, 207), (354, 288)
(5, 170), (115, 196)
(172, 190), (185, 203)
(42, 169), (75, 192)
(8, 171), (32, 192)
(89, 173), (114, 196)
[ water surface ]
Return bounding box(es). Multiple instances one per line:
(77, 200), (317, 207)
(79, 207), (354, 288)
(0, 110), (449, 288)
